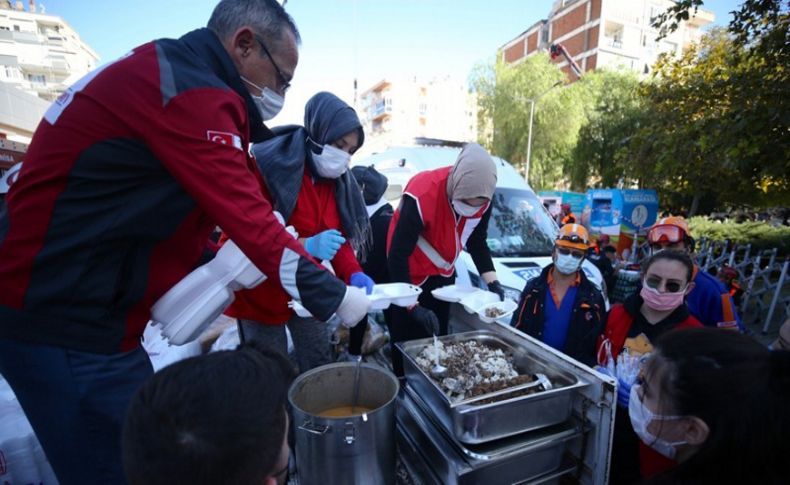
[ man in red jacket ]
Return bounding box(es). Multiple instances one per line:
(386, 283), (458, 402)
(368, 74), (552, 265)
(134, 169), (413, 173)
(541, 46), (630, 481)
(0, 2), (368, 483)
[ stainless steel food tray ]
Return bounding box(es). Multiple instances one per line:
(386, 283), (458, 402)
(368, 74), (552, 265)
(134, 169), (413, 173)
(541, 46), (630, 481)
(397, 330), (588, 444)
(396, 388), (581, 484)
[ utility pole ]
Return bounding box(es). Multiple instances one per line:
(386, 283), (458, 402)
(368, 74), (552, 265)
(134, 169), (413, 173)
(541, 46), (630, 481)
(524, 81), (562, 186)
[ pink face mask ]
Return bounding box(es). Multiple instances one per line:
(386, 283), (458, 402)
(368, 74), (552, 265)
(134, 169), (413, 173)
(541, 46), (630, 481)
(640, 284), (686, 312)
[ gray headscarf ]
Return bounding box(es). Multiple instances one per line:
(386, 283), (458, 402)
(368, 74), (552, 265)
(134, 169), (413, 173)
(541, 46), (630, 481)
(252, 92), (371, 261)
(446, 143), (498, 200)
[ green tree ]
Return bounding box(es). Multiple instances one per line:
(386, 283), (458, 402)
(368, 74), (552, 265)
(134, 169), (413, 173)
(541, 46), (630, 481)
(626, 29), (789, 214)
(648, 0), (789, 210)
(565, 70), (644, 190)
(472, 54), (587, 190)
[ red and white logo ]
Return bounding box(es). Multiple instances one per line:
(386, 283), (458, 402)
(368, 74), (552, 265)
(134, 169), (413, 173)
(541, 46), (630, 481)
(207, 130), (243, 151)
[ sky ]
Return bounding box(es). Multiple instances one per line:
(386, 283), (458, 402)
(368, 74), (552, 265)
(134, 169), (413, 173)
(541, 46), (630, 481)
(38, 0), (742, 124)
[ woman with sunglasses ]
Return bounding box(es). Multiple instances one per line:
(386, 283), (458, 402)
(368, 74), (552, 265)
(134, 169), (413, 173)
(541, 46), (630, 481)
(511, 224), (606, 366)
(631, 328), (788, 484)
(599, 250), (702, 483)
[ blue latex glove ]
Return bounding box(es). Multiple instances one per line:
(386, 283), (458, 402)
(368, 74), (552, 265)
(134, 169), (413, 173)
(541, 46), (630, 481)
(617, 377), (632, 408)
(350, 272), (375, 295)
(304, 229), (345, 260)
(594, 366), (632, 408)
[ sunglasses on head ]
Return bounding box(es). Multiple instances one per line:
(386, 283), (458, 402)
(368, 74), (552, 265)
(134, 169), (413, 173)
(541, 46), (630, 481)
(644, 275), (687, 293)
(557, 247), (585, 259)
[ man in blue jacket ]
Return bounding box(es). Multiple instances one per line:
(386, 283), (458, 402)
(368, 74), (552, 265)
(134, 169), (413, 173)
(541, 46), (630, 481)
(646, 217), (743, 331)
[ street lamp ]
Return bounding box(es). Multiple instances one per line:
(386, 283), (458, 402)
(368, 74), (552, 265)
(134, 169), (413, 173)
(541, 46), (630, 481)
(524, 81), (562, 185)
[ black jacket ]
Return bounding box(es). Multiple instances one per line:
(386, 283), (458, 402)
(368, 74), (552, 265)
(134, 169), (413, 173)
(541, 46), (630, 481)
(510, 264), (606, 366)
(361, 204), (394, 284)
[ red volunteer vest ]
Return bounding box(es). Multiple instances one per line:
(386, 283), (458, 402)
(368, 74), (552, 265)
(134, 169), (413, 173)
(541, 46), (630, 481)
(387, 167), (484, 286)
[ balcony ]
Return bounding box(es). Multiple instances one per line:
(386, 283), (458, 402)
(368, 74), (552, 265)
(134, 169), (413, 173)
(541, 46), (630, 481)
(370, 98), (392, 121)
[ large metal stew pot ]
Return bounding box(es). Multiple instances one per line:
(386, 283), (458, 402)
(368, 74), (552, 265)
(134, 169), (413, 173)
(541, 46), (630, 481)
(288, 362), (399, 485)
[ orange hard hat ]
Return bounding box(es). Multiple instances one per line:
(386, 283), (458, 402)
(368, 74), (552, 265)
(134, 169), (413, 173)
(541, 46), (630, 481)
(556, 224), (590, 251)
(648, 216), (689, 245)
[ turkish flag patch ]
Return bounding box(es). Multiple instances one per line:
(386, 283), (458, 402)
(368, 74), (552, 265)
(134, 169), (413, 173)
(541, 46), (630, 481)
(207, 130), (243, 151)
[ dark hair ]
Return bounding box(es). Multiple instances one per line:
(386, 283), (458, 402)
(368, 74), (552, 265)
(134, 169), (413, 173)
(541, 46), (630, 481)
(644, 328), (790, 484)
(640, 249), (694, 283)
(208, 0), (301, 49)
(122, 341), (295, 485)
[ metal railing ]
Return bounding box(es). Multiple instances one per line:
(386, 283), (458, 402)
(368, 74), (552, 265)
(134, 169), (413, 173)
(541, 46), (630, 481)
(695, 238), (788, 334)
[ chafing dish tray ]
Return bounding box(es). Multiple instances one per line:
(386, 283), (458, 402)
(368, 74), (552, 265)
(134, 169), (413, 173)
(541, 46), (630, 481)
(397, 330), (587, 444)
(396, 387), (581, 484)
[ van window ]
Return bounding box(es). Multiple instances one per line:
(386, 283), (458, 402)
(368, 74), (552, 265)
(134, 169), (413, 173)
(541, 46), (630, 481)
(486, 188), (557, 257)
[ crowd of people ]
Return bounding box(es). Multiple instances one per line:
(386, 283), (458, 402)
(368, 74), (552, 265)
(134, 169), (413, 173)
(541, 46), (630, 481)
(0, 1), (786, 484)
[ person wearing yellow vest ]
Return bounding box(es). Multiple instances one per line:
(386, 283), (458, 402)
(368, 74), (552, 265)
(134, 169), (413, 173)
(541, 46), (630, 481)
(386, 143), (502, 376)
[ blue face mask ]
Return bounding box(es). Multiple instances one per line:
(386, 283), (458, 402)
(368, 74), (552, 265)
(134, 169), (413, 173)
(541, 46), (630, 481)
(554, 252), (581, 274)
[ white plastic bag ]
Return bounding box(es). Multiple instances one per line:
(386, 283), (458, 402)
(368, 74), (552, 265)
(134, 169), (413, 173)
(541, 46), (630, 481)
(0, 374), (59, 484)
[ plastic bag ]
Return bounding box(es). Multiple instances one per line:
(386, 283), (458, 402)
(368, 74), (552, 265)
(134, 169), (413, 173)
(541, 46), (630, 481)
(0, 375), (58, 484)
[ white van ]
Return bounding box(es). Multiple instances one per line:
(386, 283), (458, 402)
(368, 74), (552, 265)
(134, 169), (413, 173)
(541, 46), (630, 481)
(353, 144), (605, 302)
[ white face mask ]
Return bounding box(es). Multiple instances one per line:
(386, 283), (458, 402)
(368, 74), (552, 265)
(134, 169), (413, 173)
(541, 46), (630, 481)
(312, 144), (351, 179)
(452, 199), (485, 217)
(241, 76), (284, 121)
(628, 384), (688, 459)
(554, 252), (582, 275)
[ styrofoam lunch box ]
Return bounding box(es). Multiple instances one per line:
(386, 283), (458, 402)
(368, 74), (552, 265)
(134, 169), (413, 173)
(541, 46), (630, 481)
(290, 283), (422, 317)
(431, 284), (481, 303)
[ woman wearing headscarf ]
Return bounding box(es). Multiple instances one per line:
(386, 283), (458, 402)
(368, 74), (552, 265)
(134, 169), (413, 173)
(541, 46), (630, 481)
(386, 143), (504, 375)
(225, 92), (373, 373)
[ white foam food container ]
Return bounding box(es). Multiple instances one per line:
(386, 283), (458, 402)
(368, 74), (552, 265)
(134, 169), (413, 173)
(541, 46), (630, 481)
(431, 284), (482, 303)
(458, 290), (501, 315)
(476, 300), (518, 324)
(290, 283), (422, 317)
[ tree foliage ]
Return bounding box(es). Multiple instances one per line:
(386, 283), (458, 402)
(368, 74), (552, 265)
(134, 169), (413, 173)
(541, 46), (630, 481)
(472, 54), (587, 190)
(565, 70), (644, 190)
(626, 26), (789, 214)
(474, 1), (788, 213)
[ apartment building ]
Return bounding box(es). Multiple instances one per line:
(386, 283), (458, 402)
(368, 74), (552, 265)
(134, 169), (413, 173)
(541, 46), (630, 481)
(358, 77), (477, 155)
(0, 1), (98, 144)
(500, 0), (714, 80)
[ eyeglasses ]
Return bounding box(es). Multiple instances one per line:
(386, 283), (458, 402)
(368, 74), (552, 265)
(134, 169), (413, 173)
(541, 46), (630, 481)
(557, 247), (585, 259)
(644, 275), (687, 293)
(255, 35), (291, 94)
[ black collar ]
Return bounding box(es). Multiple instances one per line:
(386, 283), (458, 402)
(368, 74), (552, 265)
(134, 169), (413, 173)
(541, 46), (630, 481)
(624, 292), (691, 325)
(179, 28), (273, 143)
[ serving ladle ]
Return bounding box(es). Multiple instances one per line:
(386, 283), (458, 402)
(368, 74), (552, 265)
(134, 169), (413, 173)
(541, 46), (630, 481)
(430, 334), (448, 379)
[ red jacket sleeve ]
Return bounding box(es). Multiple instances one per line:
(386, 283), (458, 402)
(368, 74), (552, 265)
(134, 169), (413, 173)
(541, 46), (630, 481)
(141, 89), (346, 321)
(332, 241), (362, 283)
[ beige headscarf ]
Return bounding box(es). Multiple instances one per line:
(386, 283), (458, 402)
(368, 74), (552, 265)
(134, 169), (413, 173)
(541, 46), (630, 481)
(446, 143), (498, 201)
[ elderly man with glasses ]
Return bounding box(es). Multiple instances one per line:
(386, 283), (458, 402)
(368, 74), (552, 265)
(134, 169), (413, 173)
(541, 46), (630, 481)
(0, 1), (370, 483)
(511, 224), (606, 366)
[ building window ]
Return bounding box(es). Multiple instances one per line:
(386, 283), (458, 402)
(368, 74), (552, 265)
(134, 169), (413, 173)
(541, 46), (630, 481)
(13, 25), (19, 31)
(649, 5), (662, 23)
(27, 74), (46, 85)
